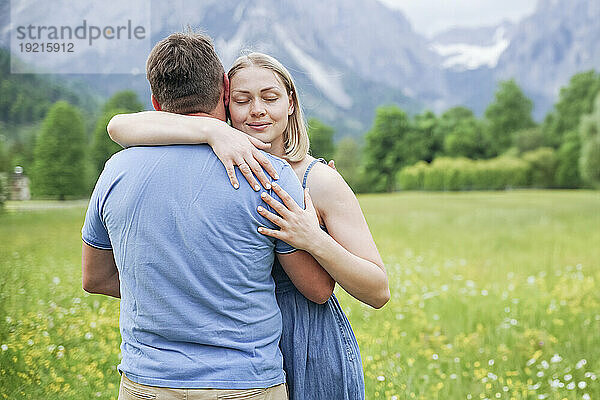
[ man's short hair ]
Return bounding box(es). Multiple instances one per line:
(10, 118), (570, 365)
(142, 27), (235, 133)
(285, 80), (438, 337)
(146, 31), (224, 114)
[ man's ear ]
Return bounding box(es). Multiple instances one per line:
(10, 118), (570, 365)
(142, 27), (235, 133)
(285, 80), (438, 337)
(151, 94), (162, 111)
(223, 73), (230, 107)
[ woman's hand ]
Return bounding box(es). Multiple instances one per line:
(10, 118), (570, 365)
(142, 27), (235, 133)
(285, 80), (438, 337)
(257, 183), (323, 252)
(207, 124), (279, 191)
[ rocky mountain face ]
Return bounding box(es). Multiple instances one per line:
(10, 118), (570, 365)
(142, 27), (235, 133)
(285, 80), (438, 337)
(493, 0), (600, 117)
(150, 0), (438, 135)
(1, 0), (599, 136)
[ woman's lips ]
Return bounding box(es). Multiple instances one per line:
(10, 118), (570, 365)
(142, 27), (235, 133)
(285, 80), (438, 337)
(246, 122), (272, 131)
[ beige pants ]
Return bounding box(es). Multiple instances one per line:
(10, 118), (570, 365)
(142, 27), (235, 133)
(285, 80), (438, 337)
(118, 373), (288, 400)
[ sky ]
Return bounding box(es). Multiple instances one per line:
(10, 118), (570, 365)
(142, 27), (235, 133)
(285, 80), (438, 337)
(376, 0), (539, 37)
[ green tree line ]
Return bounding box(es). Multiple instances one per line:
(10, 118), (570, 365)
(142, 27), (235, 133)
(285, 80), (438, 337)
(0, 89), (142, 203)
(2, 69), (599, 206)
(0, 49), (99, 127)
(309, 71), (600, 192)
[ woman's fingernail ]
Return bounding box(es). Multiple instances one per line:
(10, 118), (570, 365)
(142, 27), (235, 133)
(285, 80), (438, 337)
(233, 183), (239, 189)
(254, 184), (261, 191)
(257, 206), (264, 212)
(261, 192), (267, 198)
(265, 184), (271, 190)
(257, 227), (263, 232)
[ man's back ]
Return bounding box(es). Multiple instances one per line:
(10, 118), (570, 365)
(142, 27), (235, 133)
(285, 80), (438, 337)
(82, 144), (302, 389)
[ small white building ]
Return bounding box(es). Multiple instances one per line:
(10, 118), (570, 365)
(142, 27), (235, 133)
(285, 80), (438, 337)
(10, 166), (31, 201)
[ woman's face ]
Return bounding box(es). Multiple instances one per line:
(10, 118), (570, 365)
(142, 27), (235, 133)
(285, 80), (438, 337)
(228, 66), (293, 152)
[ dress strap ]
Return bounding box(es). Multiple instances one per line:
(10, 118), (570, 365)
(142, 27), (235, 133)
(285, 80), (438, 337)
(302, 158), (326, 188)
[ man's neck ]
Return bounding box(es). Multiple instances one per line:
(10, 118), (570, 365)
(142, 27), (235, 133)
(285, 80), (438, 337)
(186, 112), (224, 121)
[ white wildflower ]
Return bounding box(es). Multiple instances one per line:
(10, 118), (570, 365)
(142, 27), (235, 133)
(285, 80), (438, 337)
(551, 354), (562, 363)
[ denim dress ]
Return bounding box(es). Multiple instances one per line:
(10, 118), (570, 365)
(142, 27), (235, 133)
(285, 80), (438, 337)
(272, 158), (365, 400)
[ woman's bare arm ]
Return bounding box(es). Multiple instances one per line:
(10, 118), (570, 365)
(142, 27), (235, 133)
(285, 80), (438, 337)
(258, 166), (390, 309)
(107, 111), (278, 190)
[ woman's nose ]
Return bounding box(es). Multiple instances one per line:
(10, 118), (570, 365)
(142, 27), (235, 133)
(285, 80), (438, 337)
(250, 101), (266, 116)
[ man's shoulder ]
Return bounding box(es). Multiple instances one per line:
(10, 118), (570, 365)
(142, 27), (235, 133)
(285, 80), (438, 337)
(257, 152), (300, 186)
(262, 152), (292, 170)
(106, 145), (211, 166)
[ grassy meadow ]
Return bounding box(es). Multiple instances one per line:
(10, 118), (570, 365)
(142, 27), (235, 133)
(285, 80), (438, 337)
(0, 191), (599, 399)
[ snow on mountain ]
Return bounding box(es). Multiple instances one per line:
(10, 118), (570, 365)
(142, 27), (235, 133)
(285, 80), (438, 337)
(431, 26), (510, 70)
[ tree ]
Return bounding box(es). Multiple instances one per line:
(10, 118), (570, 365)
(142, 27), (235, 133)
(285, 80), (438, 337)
(0, 132), (10, 173)
(102, 90), (144, 114)
(0, 172), (7, 211)
(333, 137), (365, 192)
(89, 91), (143, 178)
(0, 128), (7, 211)
(31, 101), (87, 199)
(363, 105), (410, 192)
(484, 79), (535, 157)
(542, 71), (600, 148)
(443, 116), (488, 159)
(7, 125), (38, 175)
(90, 109), (126, 176)
(522, 147), (558, 188)
(433, 107), (475, 159)
(406, 110), (437, 163)
(580, 138), (600, 188)
(308, 118), (335, 161)
(512, 127), (545, 154)
(0, 48), (98, 126)
(555, 130), (582, 188)
(579, 93), (600, 188)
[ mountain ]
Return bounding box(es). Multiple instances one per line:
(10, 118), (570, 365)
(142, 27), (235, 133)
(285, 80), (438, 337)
(149, 0), (434, 136)
(1, 0), (599, 135)
(493, 0), (600, 118)
(427, 0), (600, 119)
(432, 22), (516, 47)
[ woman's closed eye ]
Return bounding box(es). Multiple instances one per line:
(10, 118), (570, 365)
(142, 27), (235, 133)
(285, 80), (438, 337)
(232, 97), (277, 104)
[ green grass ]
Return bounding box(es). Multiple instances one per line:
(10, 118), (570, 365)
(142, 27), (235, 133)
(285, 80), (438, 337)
(1, 191), (599, 399)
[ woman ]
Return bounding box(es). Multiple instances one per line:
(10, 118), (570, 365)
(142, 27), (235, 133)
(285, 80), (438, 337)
(108, 52), (390, 399)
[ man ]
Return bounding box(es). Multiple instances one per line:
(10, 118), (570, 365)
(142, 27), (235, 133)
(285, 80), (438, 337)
(81, 32), (332, 399)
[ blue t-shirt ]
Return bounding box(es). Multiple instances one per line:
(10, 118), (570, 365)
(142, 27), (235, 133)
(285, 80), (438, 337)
(82, 145), (303, 389)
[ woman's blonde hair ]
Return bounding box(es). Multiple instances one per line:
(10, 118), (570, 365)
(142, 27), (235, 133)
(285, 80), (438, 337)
(228, 52), (309, 162)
